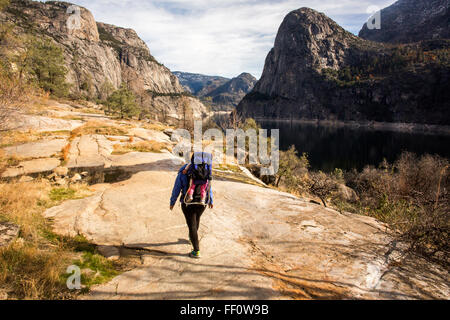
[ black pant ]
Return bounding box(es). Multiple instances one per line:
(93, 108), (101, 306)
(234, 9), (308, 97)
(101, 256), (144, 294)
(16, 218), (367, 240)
(181, 203), (206, 252)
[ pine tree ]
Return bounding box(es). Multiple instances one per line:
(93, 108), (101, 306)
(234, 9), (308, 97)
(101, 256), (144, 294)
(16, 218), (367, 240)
(106, 83), (140, 119)
(99, 80), (115, 103)
(28, 38), (70, 97)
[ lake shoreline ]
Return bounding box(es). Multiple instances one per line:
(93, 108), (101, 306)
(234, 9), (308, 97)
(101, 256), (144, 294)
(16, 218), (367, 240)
(254, 118), (450, 136)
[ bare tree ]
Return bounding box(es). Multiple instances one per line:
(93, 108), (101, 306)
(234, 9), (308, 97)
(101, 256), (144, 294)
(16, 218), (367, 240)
(160, 105), (168, 123)
(0, 73), (32, 132)
(308, 171), (338, 207)
(179, 97), (193, 131)
(217, 109), (244, 131)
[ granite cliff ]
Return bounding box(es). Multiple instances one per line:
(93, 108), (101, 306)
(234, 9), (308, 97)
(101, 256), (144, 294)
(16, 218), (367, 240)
(0, 0), (208, 122)
(237, 6), (450, 125)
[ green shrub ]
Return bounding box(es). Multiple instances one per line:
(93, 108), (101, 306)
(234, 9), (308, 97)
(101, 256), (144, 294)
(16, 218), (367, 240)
(71, 252), (120, 288)
(49, 188), (76, 202)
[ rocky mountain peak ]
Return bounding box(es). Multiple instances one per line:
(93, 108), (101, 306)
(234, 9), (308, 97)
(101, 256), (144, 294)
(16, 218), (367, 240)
(255, 7), (360, 99)
(237, 72), (255, 79)
(8, 0), (100, 42)
(359, 0), (450, 43)
(204, 72), (257, 108)
(97, 22), (148, 53)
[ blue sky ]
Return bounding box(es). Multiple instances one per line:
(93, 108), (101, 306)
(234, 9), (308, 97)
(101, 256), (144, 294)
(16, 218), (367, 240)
(55, 0), (397, 78)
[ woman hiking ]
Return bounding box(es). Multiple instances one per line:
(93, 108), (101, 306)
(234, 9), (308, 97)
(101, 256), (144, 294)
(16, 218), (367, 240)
(170, 152), (213, 259)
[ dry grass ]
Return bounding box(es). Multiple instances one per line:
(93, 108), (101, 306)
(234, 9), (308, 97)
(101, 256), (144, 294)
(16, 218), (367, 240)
(0, 180), (103, 299)
(1, 155), (39, 168)
(0, 242), (72, 299)
(0, 130), (70, 148)
(58, 115), (84, 121)
(215, 163), (241, 173)
(0, 180), (50, 240)
(112, 140), (169, 155)
(61, 143), (71, 163)
(26, 95), (52, 115)
(5, 155), (21, 167)
(0, 180), (71, 298)
(0, 149), (6, 176)
(141, 122), (172, 132)
(0, 130), (40, 148)
(70, 121), (127, 140)
(79, 108), (104, 115)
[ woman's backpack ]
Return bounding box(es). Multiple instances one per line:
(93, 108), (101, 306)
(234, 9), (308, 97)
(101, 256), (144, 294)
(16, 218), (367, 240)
(184, 152), (213, 206)
(188, 152), (212, 184)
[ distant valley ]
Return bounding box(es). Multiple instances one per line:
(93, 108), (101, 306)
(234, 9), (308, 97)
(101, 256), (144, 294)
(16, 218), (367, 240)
(174, 71), (257, 111)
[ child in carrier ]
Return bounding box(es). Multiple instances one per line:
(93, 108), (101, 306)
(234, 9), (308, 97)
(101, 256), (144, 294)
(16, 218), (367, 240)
(183, 152), (212, 204)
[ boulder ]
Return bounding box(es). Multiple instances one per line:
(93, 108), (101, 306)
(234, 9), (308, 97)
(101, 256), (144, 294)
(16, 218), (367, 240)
(18, 175), (34, 183)
(70, 173), (82, 183)
(1, 158), (61, 178)
(55, 177), (68, 186)
(53, 166), (69, 177)
(163, 128), (173, 138)
(0, 222), (20, 248)
(336, 184), (359, 202)
(97, 246), (120, 261)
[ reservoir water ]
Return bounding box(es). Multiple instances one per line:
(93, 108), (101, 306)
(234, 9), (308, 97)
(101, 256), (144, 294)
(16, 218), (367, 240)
(257, 120), (450, 172)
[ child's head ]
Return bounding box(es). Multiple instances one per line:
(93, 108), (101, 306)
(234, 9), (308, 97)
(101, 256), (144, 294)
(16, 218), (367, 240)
(191, 152), (213, 165)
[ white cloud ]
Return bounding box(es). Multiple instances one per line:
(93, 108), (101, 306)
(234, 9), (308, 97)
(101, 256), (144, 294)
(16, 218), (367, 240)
(55, 0), (397, 78)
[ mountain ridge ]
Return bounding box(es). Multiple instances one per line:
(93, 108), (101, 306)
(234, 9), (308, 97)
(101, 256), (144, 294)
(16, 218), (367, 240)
(173, 71), (230, 96)
(1, 0), (208, 123)
(237, 5), (450, 125)
(175, 71), (257, 111)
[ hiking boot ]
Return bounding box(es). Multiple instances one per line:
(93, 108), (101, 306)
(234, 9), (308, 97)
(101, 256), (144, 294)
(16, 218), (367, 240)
(189, 250), (201, 259)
